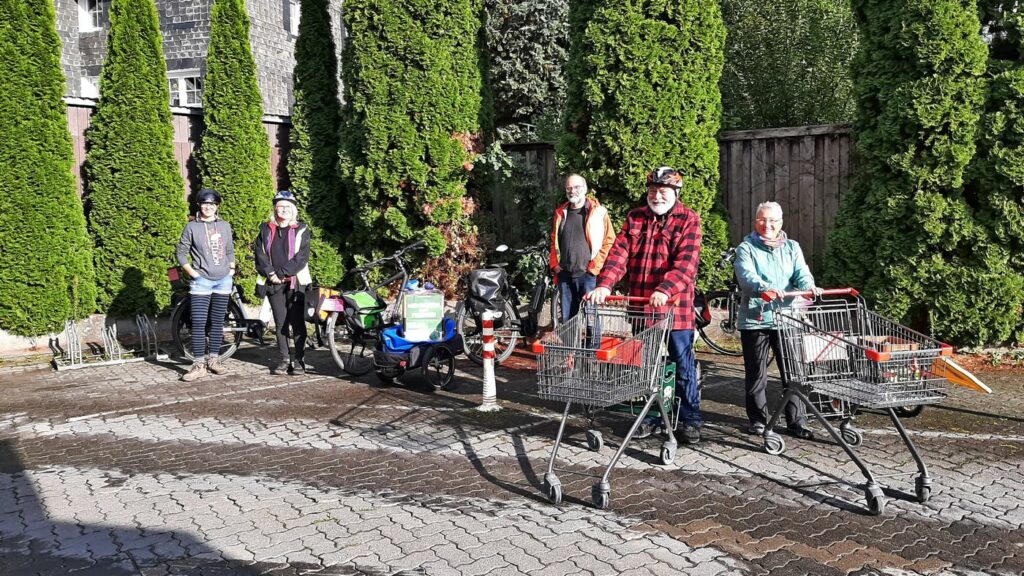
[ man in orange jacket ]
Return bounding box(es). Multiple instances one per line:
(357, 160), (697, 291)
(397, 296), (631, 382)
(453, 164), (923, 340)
(549, 174), (616, 322)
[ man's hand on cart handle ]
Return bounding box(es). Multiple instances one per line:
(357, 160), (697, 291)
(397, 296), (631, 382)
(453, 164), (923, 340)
(650, 290), (670, 307)
(587, 287), (611, 305)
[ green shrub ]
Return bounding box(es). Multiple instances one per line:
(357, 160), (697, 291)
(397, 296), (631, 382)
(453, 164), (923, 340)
(0, 0), (97, 335)
(557, 0), (730, 289)
(84, 0), (188, 316)
(288, 0), (344, 286)
(196, 0), (275, 297)
(824, 0), (1022, 346)
(720, 0), (858, 130)
(338, 0), (485, 296)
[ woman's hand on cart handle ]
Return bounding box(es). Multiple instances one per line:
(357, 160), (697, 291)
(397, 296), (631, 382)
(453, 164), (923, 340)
(762, 287), (859, 301)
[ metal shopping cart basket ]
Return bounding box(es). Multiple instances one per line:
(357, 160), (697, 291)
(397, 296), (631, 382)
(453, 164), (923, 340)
(760, 288), (954, 515)
(531, 296), (677, 509)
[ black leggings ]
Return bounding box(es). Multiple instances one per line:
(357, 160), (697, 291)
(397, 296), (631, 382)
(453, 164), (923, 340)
(268, 286), (307, 361)
(740, 329), (806, 429)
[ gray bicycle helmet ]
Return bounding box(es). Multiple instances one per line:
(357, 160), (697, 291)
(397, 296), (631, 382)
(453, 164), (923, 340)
(273, 190), (298, 206)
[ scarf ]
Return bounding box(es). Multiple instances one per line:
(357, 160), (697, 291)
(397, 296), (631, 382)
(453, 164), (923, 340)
(757, 230), (788, 249)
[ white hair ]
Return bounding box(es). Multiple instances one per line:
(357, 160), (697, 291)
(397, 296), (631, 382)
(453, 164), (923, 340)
(756, 201), (783, 218)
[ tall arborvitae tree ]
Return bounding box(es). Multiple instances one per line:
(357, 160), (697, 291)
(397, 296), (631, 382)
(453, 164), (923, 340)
(961, 3), (1024, 344)
(558, 0), (729, 289)
(197, 0), (274, 297)
(85, 0), (188, 316)
(288, 0), (344, 286)
(824, 0), (1017, 346)
(339, 0), (485, 295)
(0, 0), (97, 335)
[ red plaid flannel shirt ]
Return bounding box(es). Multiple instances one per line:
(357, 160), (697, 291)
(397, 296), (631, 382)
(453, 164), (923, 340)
(596, 201), (702, 330)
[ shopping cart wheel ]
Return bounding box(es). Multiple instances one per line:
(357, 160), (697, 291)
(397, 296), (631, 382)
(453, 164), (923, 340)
(895, 404), (924, 418)
(865, 485), (886, 516)
(764, 432), (786, 456)
(544, 479), (562, 505)
(660, 443), (676, 466)
(591, 485), (610, 510)
(585, 430), (603, 452)
(840, 425), (863, 448)
(915, 475), (932, 503)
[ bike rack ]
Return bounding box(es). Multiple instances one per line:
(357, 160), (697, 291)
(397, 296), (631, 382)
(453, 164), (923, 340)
(50, 316), (162, 370)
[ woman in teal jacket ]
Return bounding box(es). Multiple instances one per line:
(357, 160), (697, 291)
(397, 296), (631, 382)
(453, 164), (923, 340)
(734, 201), (821, 439)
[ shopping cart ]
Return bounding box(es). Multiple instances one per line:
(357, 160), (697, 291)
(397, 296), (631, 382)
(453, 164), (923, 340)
(531, 296), (677, 509)
(760, 288), (953, 515)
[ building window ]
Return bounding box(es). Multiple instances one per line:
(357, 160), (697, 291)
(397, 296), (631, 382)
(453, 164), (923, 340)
(288, 0), (300, 36)
(80, 77), (100, 99)
(168, 73), (204, 107)
(78, 0), (104, 32)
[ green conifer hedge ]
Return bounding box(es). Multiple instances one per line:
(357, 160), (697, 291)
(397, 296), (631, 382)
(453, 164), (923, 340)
(338, 0), (485, 294)
(557, 0), (729, 289)
(197, 0), (276, 297)
(0, 0), (97, 335)
(85, 0), (188, 316)
(288, 0), (344, 287)
(825, 0), (1022, 346)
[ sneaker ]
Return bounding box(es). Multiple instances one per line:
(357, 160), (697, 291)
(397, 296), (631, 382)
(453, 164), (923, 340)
(681, 425), (701, 445)
(206, 359), (228, 375)
(634, 418), (659, 439)
(272, 358), (291, 375)
(787, 426), (815, 440)
(291, 360), (306, 376)
(748, 422), (766, 435)
(181, 363), (207, 382)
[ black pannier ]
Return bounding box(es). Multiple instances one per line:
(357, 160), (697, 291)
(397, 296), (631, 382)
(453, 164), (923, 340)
(466, 268), (507, 314)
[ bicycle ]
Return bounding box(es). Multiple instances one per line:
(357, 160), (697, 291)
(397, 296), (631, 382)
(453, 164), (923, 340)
(694, 248), (743, 356)
(456, 240), (559, 365)
(168, 266), (268, 361)
(323, 240), (458, 390)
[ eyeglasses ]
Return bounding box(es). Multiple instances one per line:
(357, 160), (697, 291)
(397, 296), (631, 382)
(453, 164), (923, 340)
(565, 185), (586, 192)
(647, 187), (675, 197)
(756, 218), (782, 224)
(200, 202), (218, 207)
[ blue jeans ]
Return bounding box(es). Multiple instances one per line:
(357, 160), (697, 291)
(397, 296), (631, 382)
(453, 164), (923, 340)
(558, 272), (597, 323)
(669, 329), (701, 427)
(190, 274), (233, 296)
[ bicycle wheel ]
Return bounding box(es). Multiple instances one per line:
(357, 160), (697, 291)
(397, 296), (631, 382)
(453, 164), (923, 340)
(171, 297), (244, 361)
(549, 288), (562, 330)
(697, 290), (743, 356)
(326, 312), (375, 376)
(455, 301), (519, 366)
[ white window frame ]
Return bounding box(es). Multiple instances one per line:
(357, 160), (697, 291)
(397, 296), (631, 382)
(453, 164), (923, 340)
(78, 0), (104, 32)
(168, 71), (204, 108)
(288, 0), (301, 36)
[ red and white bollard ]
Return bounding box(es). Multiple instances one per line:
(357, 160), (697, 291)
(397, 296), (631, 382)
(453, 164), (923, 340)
(477, 309), (500, 412)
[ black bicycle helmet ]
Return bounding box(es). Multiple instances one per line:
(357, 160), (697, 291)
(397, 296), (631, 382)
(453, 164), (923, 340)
(273, 190), (298, 206)
(195, 188), (221, 205)
(646, 167), (682, 190)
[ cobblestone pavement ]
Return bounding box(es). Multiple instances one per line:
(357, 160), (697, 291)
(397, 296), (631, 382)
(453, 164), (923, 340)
(1, 345), (1022, 575)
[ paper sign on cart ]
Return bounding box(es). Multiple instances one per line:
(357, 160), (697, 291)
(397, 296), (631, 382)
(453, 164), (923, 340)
(801, 332), (847, 362)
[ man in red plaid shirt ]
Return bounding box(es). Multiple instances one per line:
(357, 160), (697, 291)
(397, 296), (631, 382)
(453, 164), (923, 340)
(590, 167), (704, 444)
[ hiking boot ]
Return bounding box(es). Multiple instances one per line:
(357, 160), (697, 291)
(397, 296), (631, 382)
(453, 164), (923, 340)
(787, 426), (815, 440)
(206, 359), (228, 375)
(181, 363), (207, 382)
(681, 425), (701, 445)
(291, 360), (306, 376)
(272, 358), (291, 375)
(748, 422), (766, 435)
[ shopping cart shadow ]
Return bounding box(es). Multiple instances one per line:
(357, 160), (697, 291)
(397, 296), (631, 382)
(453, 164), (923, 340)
(693, 430), (888, 515)
(0, 440), (268, 575)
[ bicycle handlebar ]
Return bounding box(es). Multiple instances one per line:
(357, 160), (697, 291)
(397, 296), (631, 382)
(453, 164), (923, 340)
(761, 287), (859, 301)
(346, 240), (426, 276)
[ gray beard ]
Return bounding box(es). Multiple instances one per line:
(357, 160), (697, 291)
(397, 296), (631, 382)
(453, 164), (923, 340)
(648, 199), (674, 215)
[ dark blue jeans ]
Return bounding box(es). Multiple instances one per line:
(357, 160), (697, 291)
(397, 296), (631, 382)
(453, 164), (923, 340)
(669, 329), (701, 427)
(558, 272), (597, 323)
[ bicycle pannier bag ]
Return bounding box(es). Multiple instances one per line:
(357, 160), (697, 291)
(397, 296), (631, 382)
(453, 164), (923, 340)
(304, 286), (342, 324)
(342, 291), (387, 331)
(466, 268), (507, 314)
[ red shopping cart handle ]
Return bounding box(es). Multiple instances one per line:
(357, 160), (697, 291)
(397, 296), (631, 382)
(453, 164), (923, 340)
(761, 288), (859, 301)
(585, 294), (681, 305)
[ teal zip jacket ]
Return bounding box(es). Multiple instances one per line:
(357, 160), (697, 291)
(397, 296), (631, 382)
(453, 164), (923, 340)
(733, 232), (816, 330)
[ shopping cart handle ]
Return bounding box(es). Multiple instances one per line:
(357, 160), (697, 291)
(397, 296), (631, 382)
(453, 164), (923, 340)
(588, 294), (681, 305)
(762, 288), (859, 301)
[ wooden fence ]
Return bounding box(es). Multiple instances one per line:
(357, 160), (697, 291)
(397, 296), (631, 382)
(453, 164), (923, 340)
(66, 103), (291, 199)
(496, 123), (855, 274)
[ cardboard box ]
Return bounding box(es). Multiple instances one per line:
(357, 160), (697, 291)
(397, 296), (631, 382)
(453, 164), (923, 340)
(861, 335), (919, 352)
